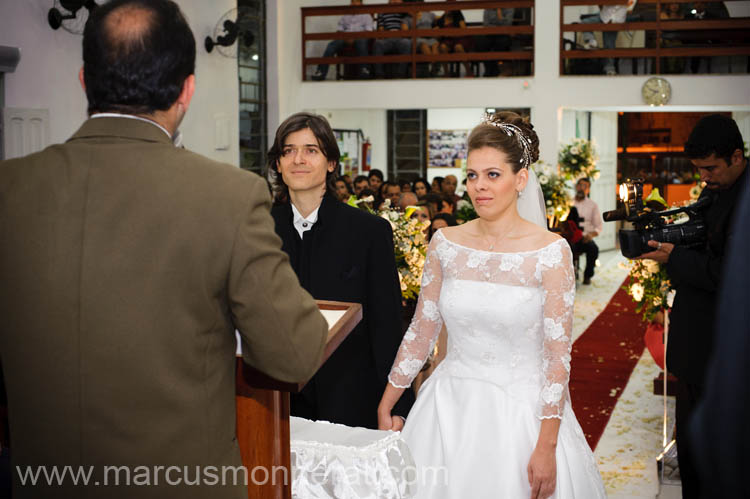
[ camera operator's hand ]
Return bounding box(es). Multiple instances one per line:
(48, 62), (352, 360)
(637, 240), (674, 264)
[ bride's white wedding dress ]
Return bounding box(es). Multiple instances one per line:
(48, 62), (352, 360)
(389, 230), (607, 498)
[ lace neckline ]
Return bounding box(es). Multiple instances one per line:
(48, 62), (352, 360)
(436, 229), (563, 255)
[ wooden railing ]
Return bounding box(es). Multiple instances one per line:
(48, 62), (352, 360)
(560, 0), (750, 75)
(301, 0), (535, 80)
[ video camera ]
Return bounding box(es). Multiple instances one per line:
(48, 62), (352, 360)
(603, 179), (710, 258)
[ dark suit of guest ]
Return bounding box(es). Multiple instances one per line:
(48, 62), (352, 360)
(665, 167), (747, 498)
(0, 117), (328, 499)
(272, 196), (415, 428)
(689, 176), (750, 498)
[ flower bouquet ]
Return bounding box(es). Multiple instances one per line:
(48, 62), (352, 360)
(353, 198), (430, 300)
(558, 138), (599, 182)
(532, 160), (571, 227)
(623, 258), (676, 369)
(455, 198), (477, 224)
(623, 259), (673, 323)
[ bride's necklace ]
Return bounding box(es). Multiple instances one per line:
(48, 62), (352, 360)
(479, 221), (517, 251)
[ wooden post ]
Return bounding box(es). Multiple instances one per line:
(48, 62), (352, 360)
(235, 301), (362, 498)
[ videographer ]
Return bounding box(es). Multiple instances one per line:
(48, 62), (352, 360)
(638, 114), (747, 499)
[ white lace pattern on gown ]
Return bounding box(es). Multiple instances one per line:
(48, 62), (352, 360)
(389, 230), (576, 419)
(387, 230), (606, 498)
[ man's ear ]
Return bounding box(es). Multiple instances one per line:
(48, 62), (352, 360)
(177, 74), (196, 112)
(78, 67), (86, 92)
(730, 148), (744, 168)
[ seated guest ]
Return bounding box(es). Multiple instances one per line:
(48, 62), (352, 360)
(412, 200), (432, 233)
(413, 1), (440, 76)
(312, 0), (372, 81)
(660, 2), (684, 20)
(423, 192), (454, 217)
(581, 0), (637, 75)
(357, 188), (377, 211)
(353, 174), (370, 195)
(431, 176), (444, 193)
(685, 2), (730, 74)
(438, 193), (455, 214)
(436, 3), (473, 77)
(335, 177), (352, 202)
(429, 212), (458, 239)
(398, 178), (413, 193)
(368, 168), (384, 192)
(412, 177), (431, 198)
(441, 174), (461, 207)
(476, 8), (515, 77)
(374, 0), (411, 79)
(380, 181), (401, 208)
(398, 191), (418, 211)
(558, 206), (584, 250)
(268, 112), (415, 430)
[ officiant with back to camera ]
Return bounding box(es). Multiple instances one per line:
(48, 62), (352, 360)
(0, 1), (329, 497)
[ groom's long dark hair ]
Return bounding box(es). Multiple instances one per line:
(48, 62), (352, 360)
(266, 112), (340, 204)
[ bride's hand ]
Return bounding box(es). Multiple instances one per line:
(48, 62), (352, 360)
(527, 445), (556, 499)
(377, 407), (404, 431)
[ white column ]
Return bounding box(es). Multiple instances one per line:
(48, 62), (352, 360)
(589, 111), (618, 251)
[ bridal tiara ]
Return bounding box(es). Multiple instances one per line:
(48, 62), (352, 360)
(480, 113), (533, 168)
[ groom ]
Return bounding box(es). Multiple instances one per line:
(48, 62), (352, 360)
(268, 112), (415, 430)
(0, 2), (328, 497)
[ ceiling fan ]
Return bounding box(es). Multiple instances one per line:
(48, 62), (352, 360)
(48, 0), (100, 35)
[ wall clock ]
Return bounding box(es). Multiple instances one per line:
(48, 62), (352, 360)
(642, 77), (672, 106)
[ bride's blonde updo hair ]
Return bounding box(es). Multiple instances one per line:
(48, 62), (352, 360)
(467, 111), (540, 173)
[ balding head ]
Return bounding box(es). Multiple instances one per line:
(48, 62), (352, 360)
(442, 175), (458, 195)
(83, 0), (195, 115)
(102, 4), (156, 55)
(398, 192), (418, 211)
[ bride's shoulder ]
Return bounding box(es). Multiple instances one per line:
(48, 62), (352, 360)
(521, 220), (565, 250)
(438, 222), (474, 241)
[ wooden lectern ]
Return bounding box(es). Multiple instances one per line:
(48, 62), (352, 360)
(235, 300), (362, 499)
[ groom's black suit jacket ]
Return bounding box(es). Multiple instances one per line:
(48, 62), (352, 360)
(271, 196), (415, 428)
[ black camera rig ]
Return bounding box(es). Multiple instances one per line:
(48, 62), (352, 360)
(603, 179), (710, 258)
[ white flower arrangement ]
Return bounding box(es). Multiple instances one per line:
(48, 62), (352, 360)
(381, 204), (430, 301)
(630, 283), (645, 302)
(558, 138), (599, 181)
(532, 160), (571, 225)
(623, 259), (673, 322)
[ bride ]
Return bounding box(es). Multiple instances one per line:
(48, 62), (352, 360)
(378, 112), (606, 498)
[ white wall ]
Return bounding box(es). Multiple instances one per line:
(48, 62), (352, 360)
(179, 1), (239, 165)
(427, 108), (485, 130)
(269, 0), (750, 173)
(0, 0), (239, 165)
(0, 1), (86, 146)
(306, 108), (388, 173)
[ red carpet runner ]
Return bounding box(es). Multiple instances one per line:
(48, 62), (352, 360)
(569, 282), (646, 451)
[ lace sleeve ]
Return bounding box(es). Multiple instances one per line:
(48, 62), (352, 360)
(538, 240), (576, 419)
(387, 234), (444, 388)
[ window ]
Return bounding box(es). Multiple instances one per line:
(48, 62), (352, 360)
(238, 0), (267, 173)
